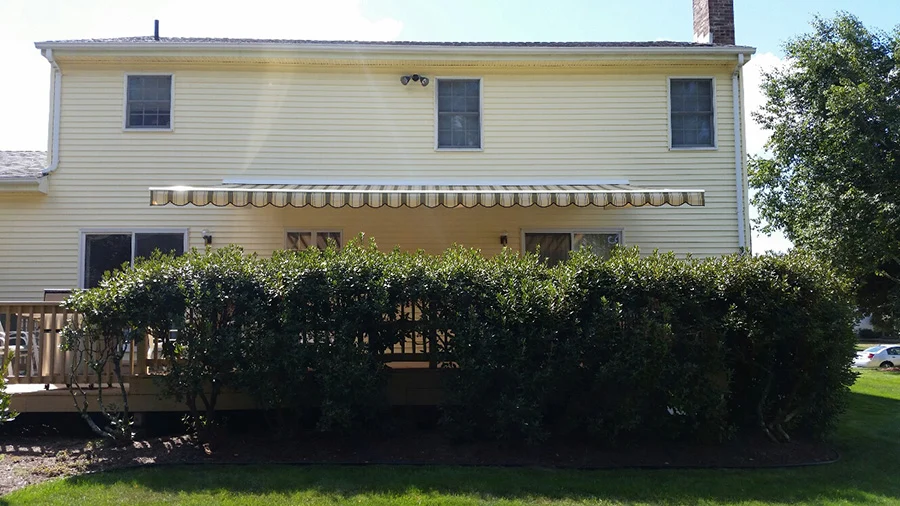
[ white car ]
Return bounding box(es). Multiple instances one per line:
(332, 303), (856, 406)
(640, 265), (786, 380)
(854, 345), (900, 369)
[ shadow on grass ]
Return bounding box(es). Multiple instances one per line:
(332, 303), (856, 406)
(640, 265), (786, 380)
(4, 390), (900, 505)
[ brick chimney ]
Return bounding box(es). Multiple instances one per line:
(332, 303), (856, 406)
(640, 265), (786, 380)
(693, 0), (735, 45)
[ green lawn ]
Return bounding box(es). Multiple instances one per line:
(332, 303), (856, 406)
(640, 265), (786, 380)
(3, 369), (899, 506)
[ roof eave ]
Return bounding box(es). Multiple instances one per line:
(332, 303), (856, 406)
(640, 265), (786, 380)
(35, 41), (756, 58)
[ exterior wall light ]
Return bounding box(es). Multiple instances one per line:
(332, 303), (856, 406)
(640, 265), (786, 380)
(201, 229), (213, 245)
(400, 74), (429, 86)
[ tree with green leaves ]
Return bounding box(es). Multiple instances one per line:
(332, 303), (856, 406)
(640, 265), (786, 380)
(750, 13), (900, 334)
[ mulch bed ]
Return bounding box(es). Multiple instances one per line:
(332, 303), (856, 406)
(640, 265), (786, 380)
(0, 427), (838, 496)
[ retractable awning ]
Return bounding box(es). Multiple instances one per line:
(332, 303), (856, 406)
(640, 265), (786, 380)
(149, 184), (705, 209)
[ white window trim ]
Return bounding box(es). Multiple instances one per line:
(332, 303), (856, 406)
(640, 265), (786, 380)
(123, 73), (175, 132)
(434, 77), (484, 152)
(667, 76), (717, 151)
(284, 229), (344, 250)
(78, 228), (189, 289)
(520, 228), (625, 256)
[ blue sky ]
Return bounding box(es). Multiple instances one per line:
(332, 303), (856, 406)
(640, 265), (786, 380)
(1, 0), (897, 253)
(361, 0), (896, 56)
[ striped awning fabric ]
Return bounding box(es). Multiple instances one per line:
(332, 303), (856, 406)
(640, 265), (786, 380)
(149, 184), (705, 209)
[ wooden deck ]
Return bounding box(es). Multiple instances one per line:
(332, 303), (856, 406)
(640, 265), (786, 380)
(2, 302), (445, 413)
(9, 369), (444, 413)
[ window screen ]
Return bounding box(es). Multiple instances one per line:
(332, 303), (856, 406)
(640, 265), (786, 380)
(525, 231), (622, 267)
(84, 234), (132, 288)
(287, 232), (313, 250)
(670, 79), (714, 147)
(525, 233), (571, 267)
(573, 233), (621, 259)
(287, 231), (342, 251)
(316, 232), (342, 250)
(126, 75), (172, 129)
(437, 79), (481, 149)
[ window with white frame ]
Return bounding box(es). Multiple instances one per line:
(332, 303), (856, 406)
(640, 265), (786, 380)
(82, 231), (186, 288)
(437, 79), (481, 149)
(524, 231), (622, 267)
(670, 78), (715, 148)
(286, 231), (342, 251)
(126, 75), (173, 129)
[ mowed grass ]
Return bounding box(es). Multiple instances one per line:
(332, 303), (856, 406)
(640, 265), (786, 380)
(3, 370), (899, 506)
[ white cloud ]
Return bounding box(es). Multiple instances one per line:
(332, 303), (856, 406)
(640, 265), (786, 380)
(0, 0), (403, 150)
(0, 41), (50, 151)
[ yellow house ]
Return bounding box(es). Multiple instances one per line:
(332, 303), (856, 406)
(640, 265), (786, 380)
(0, 0), (754, 301)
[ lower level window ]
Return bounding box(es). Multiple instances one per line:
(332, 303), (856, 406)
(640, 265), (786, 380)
(286, 231), (342, 251)
(83, 231), (186, 288)
(524, 231), (622, 266)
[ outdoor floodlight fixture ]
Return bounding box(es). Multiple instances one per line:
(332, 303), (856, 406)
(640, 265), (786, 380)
(400, 74), (429, 86)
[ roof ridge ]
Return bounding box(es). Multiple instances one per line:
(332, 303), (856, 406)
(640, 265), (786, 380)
(37, 36), (728, 48)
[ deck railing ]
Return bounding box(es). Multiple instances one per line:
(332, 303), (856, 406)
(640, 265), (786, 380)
(2, 301), (442, 386)
(1, 302), (82, 385)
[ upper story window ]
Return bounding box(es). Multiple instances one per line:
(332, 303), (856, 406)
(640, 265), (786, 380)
(670, 78), (715, 148)
(436, 79), (481, 149)
(126, 75), (173, 129)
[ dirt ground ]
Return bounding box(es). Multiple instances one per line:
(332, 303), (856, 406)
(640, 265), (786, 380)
(1, 428), (839, 496)
(0, 434), (197, 495)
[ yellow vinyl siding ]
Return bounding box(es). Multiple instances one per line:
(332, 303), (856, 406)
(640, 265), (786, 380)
(0, 61), (742, 300)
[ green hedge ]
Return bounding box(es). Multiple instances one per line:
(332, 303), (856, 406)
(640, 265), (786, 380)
(0, 352), (15, 424)
(64, 239), (857, 443)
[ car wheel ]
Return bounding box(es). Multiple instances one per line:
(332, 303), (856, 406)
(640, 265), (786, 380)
(879, 361), (894, 369)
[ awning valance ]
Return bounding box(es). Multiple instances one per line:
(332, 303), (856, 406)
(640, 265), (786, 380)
(149, 184), (705, 209)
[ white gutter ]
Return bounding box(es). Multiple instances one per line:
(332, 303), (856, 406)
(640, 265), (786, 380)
(34, 40), (757, 58)
(41, 48), (62, 176)
(733, 53), (747, 253)
(0, 177), (49, 194)
(222, 178), (632, 186)
(152, 185), (705, 194)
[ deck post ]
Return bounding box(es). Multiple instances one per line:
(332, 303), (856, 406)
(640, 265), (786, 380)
(136, 332), (149, 377)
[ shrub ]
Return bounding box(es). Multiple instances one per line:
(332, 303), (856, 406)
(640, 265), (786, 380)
(436, 247), (560, 442)
(154, 246), (273, 431)
(716, 252), (858, 440)
(857, 328), (885, 342)
(253, 238), (391, 433)
(434, 248), (855, 444)
(70, 246), (273, 437)
(63, 271), (149, 442)
(64, 243), (856, 445)
(0, 352), (15, 424)
(552, 249), (730, 443)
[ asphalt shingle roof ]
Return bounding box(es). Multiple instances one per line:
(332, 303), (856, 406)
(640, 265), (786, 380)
(39, 37), (724, 48)
(0, 151), (47, 179)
